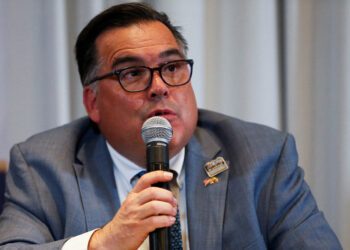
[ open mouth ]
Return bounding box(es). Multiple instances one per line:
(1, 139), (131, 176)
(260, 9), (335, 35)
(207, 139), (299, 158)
(155, 111), (169, 116)
(148, 109), (175, 118)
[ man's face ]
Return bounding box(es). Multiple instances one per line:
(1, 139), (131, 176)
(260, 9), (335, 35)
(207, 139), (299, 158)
(84, 21), (198, 166)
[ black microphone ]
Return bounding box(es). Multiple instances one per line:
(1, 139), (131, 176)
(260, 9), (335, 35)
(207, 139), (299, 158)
(141, 116), (173, 250)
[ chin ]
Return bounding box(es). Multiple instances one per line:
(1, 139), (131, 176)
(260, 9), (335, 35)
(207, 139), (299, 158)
(169, 120), (196, 154)
(169, 133), (187, 156)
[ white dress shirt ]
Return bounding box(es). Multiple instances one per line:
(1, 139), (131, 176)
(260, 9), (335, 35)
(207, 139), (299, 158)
(62, 142), (189, 250)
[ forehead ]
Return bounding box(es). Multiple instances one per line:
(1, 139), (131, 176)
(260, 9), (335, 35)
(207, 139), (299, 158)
(95, 21), (182, 66)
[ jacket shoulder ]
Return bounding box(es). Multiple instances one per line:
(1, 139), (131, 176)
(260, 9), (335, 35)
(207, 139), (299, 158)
(196, 109), (293, 164)
(198, 109), (287, 141)
(13, 117), (95, 162)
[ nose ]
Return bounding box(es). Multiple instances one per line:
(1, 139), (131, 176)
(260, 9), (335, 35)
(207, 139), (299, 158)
(147, 70), (169, 100)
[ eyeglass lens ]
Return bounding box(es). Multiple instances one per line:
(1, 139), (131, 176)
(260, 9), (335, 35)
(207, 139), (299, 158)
(119, 61), (191, 92)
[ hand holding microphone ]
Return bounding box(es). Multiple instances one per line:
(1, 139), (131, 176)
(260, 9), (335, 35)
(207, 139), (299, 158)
(142, 116), (174, 250)
(88, 117), (176, 250)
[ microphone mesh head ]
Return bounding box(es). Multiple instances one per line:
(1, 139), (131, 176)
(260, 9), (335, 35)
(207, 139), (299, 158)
(141, 116), (173, 144)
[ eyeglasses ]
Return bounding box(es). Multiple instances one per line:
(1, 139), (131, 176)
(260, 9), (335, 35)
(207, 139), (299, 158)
(84, 59), (194, 93)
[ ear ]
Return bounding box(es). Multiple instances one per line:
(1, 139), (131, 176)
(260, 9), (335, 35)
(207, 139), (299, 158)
(83, 86), (100, 123)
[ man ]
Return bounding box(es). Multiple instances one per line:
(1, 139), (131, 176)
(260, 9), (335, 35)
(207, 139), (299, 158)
(0, 3), (342, 249)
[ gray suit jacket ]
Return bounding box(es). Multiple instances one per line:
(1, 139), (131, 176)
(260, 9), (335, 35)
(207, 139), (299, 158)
(0, 109), (341, 249)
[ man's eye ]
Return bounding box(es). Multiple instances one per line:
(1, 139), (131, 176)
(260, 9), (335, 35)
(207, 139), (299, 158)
(121, 69), (144, 79)
(164, 63), (178, 72)
(128, 69), (141, 77)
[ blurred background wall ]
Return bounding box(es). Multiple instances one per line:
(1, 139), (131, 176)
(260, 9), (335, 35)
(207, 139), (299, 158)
(0, 0), (349, 248)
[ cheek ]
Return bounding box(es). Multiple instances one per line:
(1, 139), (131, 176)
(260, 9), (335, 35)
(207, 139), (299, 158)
(179, 86), (197, 122)
(131, 97), (146, 111)
(171, 86), (198, 139)
(118, 90), (146, 109)
(99, 89), (146, 116)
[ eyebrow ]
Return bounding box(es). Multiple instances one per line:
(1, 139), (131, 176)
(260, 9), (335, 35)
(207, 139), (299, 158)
(111, 56), (143, 69)
(159, 49), (183, 59)
(111, 48), (184, 69)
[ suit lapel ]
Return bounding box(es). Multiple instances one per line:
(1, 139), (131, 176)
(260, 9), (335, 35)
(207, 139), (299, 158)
(73, 132), (120, 231)
(185, 127), (229, 249)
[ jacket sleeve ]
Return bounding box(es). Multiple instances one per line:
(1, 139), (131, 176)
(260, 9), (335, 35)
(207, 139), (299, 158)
(266, 134), (342, 249)
(0, 144), (69, 249)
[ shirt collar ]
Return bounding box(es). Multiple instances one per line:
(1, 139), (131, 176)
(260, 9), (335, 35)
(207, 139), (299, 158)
(106, 142), (185, 186)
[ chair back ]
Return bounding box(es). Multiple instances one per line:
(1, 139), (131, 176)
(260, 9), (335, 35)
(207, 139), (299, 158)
(0, 161), (8, 213)
(0, 172), (5, 213)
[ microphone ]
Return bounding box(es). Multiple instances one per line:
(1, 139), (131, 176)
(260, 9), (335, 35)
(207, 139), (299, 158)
(141, 116), (173, 250)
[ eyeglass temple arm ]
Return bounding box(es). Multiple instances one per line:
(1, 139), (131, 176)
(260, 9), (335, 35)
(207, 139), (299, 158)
(84, 71), (116, 86)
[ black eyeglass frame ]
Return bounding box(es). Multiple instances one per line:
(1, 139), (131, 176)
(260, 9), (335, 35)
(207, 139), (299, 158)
(84, 59), (194, 93)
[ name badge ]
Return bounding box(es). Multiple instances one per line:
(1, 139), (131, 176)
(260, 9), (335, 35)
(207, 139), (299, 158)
(203, 156), (229, 177)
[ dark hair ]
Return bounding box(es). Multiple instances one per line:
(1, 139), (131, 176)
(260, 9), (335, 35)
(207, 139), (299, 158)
(75, 2), (188, 86)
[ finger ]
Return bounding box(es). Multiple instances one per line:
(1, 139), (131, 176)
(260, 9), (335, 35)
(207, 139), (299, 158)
(133, 170), (173, 192)
(136, 187), (177, 207)
(141, 215), (176, 232)
(137, 200), (177, 219)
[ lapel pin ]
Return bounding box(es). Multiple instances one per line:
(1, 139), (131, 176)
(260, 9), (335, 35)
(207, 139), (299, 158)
(203, 156), (229, 187)
(203, 177), (219, 186)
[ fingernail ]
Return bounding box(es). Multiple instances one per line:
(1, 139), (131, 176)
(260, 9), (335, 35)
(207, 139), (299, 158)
(169, 217), (176, 223)
(164, 171), (173, 178)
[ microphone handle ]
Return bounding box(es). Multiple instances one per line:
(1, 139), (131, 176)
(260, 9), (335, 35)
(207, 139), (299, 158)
(146, 142), (171, 250)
